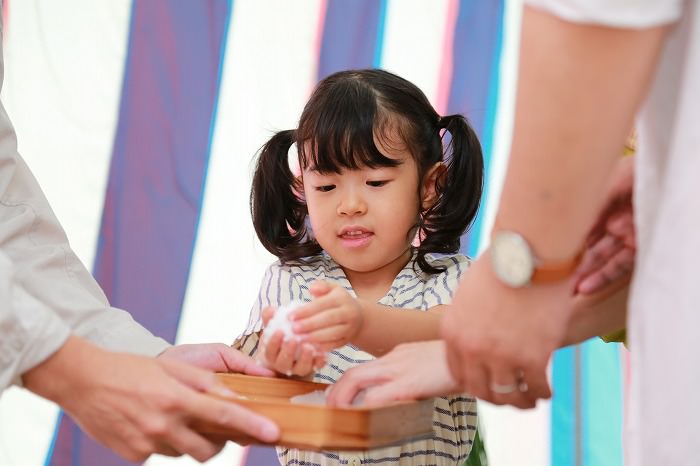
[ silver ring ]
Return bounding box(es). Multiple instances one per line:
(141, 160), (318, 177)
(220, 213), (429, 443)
(489, 382), (518, 394)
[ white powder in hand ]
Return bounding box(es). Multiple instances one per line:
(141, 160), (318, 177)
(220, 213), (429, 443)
(259, 300), (305, 372)
(259, 300), (328, 374)
(262, 300), (305, 344)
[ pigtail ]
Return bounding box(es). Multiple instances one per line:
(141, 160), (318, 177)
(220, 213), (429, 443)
(250, 130), (322, 261)
(416, 114), (484, 273)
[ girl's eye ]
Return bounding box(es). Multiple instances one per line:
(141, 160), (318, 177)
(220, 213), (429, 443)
(316, 185), (336, 192)
(366, 180), (388, 187)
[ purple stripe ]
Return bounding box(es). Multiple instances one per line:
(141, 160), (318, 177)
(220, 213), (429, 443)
(48, 1), (231, 465)
(317, 0), (386, 80)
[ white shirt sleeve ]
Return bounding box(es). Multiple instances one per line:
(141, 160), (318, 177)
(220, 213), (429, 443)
(526, 0), (683, 28)
(0, 54), (169, 389)
(0, 253), (71, 389)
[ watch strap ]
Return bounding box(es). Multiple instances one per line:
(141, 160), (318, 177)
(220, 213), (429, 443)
(531, 249), (583, 283)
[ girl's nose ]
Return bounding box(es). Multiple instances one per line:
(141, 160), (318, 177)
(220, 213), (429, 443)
(337, 190), (367, 216)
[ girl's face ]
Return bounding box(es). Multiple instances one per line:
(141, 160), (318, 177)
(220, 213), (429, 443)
(302, 137), (434, 283)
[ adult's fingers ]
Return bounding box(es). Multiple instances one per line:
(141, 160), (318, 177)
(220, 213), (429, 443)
(159, 358), (224, 395)
(361, 383), (407, 407)
(458, 359), (490, 402)
(518, 365), (551, 404)
(327, 364), (391, 407)
(577, 248), (634, 294)
(161, 425), (224, 463)
(217, 346), (275, 377)
(186, 392), (280, 443)
(487, 363), (537, 409)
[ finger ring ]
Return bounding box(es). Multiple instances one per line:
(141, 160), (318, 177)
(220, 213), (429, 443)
(489, 382), (518, 394)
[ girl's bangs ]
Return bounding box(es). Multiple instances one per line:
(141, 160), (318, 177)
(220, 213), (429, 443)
(298, 91), (401, 173)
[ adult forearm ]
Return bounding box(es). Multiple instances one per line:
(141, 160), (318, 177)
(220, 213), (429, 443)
(496, 7), (667, 261)
(351, 303), (442, 356)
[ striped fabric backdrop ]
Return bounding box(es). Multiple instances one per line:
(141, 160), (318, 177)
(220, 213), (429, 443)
(0, 1), (626, 465)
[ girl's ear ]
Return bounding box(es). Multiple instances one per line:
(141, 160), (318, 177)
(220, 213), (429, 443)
(421, 162), (446, 210)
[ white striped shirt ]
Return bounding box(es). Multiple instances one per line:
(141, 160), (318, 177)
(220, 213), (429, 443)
(234, 251), (477, 466)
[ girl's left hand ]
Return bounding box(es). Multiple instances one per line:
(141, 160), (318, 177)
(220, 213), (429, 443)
(291, 281), (364, 352)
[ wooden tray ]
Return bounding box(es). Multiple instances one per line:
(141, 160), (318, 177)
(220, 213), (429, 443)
(195, 373), (434, 451)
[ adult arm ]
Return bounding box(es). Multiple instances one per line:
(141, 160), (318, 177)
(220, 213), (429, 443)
(22, 335), (279, 463)
(441, 6), (668, 408)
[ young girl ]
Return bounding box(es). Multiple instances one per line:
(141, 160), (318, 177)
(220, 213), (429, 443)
(234, 69), (483, 466)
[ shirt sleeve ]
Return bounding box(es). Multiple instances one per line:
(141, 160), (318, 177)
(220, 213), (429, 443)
(0, 252), (70, 389)
(0, 100), (169, 388)
(526, 0), (683, 28)
(421, 255), (470, 309)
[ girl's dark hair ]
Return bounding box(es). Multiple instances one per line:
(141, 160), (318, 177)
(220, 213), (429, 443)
(251, 69), (483, 274)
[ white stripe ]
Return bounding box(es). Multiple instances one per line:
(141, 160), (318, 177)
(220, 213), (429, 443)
(380, 0), (451, 106)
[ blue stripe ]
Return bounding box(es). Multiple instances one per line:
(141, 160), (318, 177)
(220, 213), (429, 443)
(42, 411), (62, 466)
(582, 339), (623, 466)
(48, 1), (232, 465)
(372, 0), (388, 68)
(552, 346), (577, 466)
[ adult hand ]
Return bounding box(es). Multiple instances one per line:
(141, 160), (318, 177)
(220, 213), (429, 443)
(576, 156), (635, 294)
(159, 342), (275, 376)
(441, 255), (574, 408)
(290, 281), (364, 352)
(23, 336), (280, 463)
(327, 340), (460, 407)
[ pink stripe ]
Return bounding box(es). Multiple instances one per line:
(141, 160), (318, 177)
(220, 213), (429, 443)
(238, 446), (250, 466)
(2, 0), (9, 40)
(309, 0), (328, 95)
(435, 0), (459, 115)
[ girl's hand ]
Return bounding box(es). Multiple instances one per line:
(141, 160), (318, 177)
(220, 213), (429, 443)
(291, 281), (364, 352)
(261, 307), (326, 377)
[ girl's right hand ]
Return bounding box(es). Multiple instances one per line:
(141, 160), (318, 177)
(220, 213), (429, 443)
(261, 307), (325, 377)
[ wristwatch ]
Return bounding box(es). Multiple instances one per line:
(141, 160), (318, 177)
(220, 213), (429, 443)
(489, 230), (581, 288)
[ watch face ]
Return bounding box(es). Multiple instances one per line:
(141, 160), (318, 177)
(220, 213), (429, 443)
(490, 231), (535, 287)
